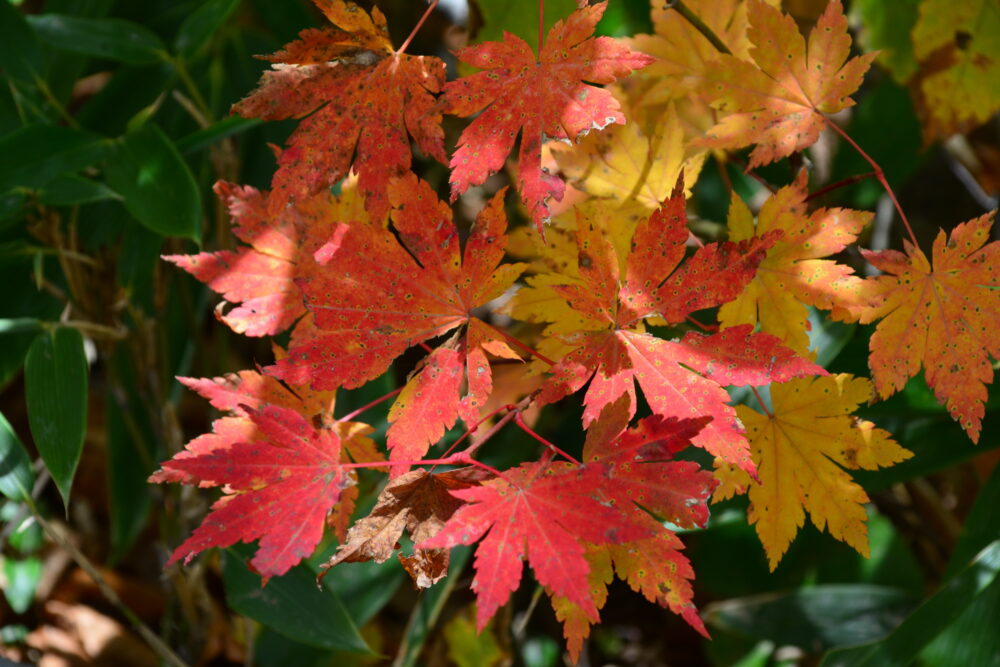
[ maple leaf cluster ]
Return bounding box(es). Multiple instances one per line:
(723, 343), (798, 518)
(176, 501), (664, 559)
(153, 0), (998, 660)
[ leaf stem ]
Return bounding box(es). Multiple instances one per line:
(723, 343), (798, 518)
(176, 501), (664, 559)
(337, 387), (403, 423)
(666, 0), (732, 56)
(480, 319), (556, 367)
(396, 0), (439, 56)
(822, 117), (918, 246)
(515, 412), (581, 464)
(434, 403), (518, 466)
(749, 385), (773, 418)
(538, 0), (545, 54)
(685, 315), (717, 333)
(803, 170), (878, 202)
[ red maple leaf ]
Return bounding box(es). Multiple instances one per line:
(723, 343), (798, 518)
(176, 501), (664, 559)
(444, 1), (652, 230)
(164, 181), (344, 337)
(150, 403), (352, 579)
(232, 0), (446, 221)
(549, 398), (714, 660)
(272, 173), (524, 470)
(419, 458), (651, 630)
(536, 185), (824, 473)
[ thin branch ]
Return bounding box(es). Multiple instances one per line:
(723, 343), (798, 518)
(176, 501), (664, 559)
(433, 403), (518, 467)
(666, 0), (732, 56)
(538, 0), (545, 54)
(685, 314), (717, 333)
(24, 498), (189, 667)
(61, 319), (128, 341)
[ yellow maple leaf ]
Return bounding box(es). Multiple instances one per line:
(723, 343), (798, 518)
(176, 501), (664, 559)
(628, 0), (776, 104)
(550, 102), (706, 211)
(859, 212), (1000, 442)
(717, 374), (911, 570)
(718, 171), (871, 356)
(696, 0), (876, 167)
(911, 0), (1000, 141)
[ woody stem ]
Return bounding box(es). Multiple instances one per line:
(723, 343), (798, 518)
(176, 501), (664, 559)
(396, 0), (439, 56)
(337, 387), (403, 423)
(515, 412), (582, 465)
(823, 117), (919, 247)
(667, 0), (732, 55)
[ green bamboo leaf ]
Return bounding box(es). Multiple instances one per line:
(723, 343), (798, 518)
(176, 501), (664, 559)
(1, 556), (42, 613)
(24, 327), (88, 509)
(0, 411), (34, 502)
(704, 585), (919, 651)
(916, 464), (1000, 665)
(175, 0), (240, 59)
(27, 15), (166, 65)
(0, 125), (112, 192)
(0, 1), (44, 83)
(821, 540), (1000, 667)
(223, 544), (370, 653)
(38, 174), (119, 206)
(0, 319), (43, 336)
(176, 116), (261, 154)
(105, 123), (201, 241)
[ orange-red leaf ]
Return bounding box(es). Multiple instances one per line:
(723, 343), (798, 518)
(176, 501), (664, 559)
(550, 399), (713, 660)
(272, 174), (524, 468)
(697, 0), (876, 167)
(535, 188), (824, 473)
(164, 182), (335, 336)
(859, 212), (1000, 441)
(718, 171), (871, 355)
(444, 1), (652, 230)
(232, 0), (446, 221)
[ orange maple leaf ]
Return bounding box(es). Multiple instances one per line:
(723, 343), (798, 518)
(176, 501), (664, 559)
(444, 1), (653, 230)
(718, 171), (871, 355)
(232, 0), (446, 221)
(859, 212), (1000, 442)
(697, 0), (876, 167)
(533, 187), (823, 473)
